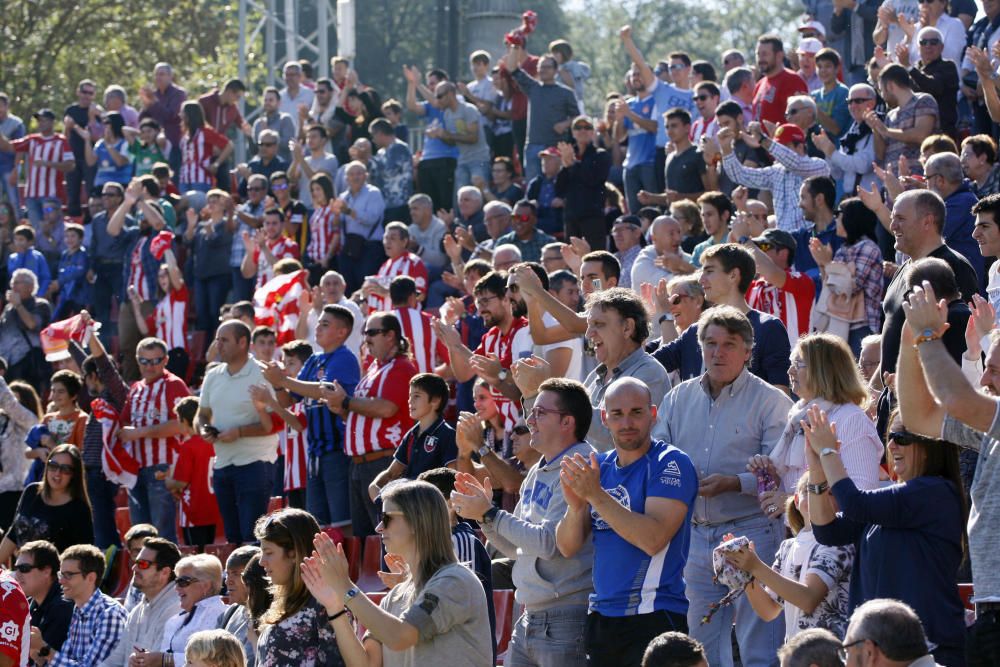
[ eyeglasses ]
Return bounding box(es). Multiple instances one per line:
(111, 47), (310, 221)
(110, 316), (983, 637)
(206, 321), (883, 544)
(364, 328), (388, 337)
(839, 638), (873, 661)
(259, 141), (277, 147)
(247, 186), (266, 192)
(528, 405), (570, 420)
(57, 570), (82, 580)
(12, 563), (39, 574)
(134, 559), (156, 571)
(669, 63), (686, 71)
(47, 461), (74, 475)
(175, 576), (200, 588)
(668, 294), (689, 306)
(785, 108), (802, 117)
(512, 425), (530, 436)
(847, 97), (872, 105)
(695, 95), (712, 101)
(272, 183), (289, 190)
(474, 294), (500, 308)
(919, 38), (942, 45)
(137, 356), (166, 366)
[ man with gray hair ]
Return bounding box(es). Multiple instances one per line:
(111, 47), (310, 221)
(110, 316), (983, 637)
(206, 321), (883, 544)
(279, 60), (315, 131)
(334, 137), (379, 195)
(335, 160), (386, 292)
(723, 67), (755, 122)
(776, 628), (841, 667)
(784, 95), (823, 158)
(721, 49), (747, 71)
(139, 62), (186, 176)
(840, 599), (938, 666)
(924, 151), (982, 282)
(231, 173), (269, 301)
(902, 26), (959, 138)
(653, 305), (791, 667)
(103, 85), (138, 127)
(407, 193), (448, 274)
(491, 243), (522, 271)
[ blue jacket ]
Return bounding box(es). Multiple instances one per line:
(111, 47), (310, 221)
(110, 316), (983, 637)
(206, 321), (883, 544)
(944, 181), (983, 288)
(8, 249), (51, 296)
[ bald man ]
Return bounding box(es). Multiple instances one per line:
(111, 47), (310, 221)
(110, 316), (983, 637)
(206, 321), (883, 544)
(556, 377), (697, 667)
(630, 216), (694, 290)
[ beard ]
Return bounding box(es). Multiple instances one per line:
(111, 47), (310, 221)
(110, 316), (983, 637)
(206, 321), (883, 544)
(511, 297), (527, 319)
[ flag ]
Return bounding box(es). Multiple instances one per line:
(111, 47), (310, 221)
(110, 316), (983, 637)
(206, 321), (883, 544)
(93, 398), (140, 489)
(254, 269), (308, 344)
(40, 314), (97, 362)
(149, 231), (175, 260)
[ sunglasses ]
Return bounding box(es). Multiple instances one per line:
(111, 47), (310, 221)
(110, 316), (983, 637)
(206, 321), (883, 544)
(669, 63), (686, 70)
(364, 328), (388, 337)
(175, 576), (200, 588)
(271, 183), (289, 190)
(695, 95), (712, 101)
(247, 186), (267, 192)
(134, 559), (156, 570)
(259, 141), (277, 147)
(435, 93), (448, 100)
(847, 98), (872, 105)
(514, 214), (532, 222)
(47, 461), (74, 475)
(785, 108), (802, 117)
(919, 38), (942, 45)
(755, 242), (774, 252)
(573, 125), (594, 131)
(888, 430), (940, 446)
(512, 425), (530, 436)
(12, 563), (39, 574)
(137, 356), (166, 366)
(381, 511), (403, 528)
(42, 206), (56, 213)
(669, 294), (689, 306)
(80, 89), (96, 96)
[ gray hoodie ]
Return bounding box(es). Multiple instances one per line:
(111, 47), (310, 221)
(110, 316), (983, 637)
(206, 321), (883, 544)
(482, 441), (594, 611)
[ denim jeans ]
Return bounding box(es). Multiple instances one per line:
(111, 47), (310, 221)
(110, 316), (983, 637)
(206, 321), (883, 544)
(128, 464), (177, 543)
(454, 160), (491, 198)
(195, 273), (232, 336)
(848, 325), (874, 359)
(24, 197), (45, 226)
(338, 241), (386, 296)
(507, 605), (588, 667)
(349, 456), (394, 537)
(92, 262), (123, 344)
(305, 450), (351, 528)
(523, 143), (545, 182)
(214, 460), (275, 545)
(623, 164), (658, 216)
(686, 515), (784, 667)
(230, 266), (255, 303)
(86, 469), (122, 549)
(0, 168), (18, 212)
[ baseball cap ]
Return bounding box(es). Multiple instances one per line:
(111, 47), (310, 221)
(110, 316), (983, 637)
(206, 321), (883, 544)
(571, 115), (595, 130)
(613, 215), (642, 228)
(797, 19), (827, 38)
(751, 229), (797, 252)
(773, 124), (806, 146)
(798, 38), (823, 55)
(917, 26), (944, 42)
(33, 109), (56, 120)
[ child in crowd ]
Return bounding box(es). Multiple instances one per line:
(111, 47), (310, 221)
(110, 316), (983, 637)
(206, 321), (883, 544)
(251, 326), (278, 363)
(129, 118), (170, 177)
(185, 629), (247, 667)
(249, 339), (310, 510)
(160, 396), (221, 550)
(53, 223), (88, 319)
(25, 370), (87, 483)
(7, 224), (51, 295)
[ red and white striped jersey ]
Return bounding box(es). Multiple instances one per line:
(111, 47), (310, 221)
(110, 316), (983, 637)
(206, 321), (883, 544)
(474, 316), (528, 425)
(306, 204), (340, 263)
(253, 236), (300, 289)
(367, 252), (429, 313)
(119, 371), (191, 468)
(345, 354), (417, 456)
(156, 285), (189, 351)
(280, 403), (308, 491)
(394, 307), (448, 374)
(128, 237), (153, 302)
(689, 116), (719, 144)
(12, 134), (73, 201)
(179, 127), (228, 186)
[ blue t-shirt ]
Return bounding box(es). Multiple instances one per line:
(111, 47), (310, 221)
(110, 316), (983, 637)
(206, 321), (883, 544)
(624, 95), (657, 168)
(295, 345), (361, 457)
(93, 138), (133, 187)
(812, 84), (851, 148)
(419, 102), (460, 162)
(651, 81), (696, 148)
(590, 440), (697, 617)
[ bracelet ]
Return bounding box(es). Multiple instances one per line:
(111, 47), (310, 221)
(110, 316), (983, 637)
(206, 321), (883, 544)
(913, 324), (950, 347)
(328, 607), (350, 622)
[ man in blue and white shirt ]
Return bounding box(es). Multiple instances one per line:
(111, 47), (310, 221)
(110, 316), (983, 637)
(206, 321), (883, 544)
(556, 377), (697, 667)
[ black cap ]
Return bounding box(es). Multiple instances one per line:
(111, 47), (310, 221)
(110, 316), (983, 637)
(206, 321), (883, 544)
(33, 109), (56, 120)
(750, 228), (797, 251)
(613, 214), (642, 228)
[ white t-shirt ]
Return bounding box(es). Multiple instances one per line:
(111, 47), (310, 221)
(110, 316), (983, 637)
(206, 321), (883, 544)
(306, 297), (364, 367)
(512, 312), (584, 381)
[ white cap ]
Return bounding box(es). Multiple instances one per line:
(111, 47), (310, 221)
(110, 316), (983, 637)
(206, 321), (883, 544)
(917, 26), (944, 42)
(798, 19), (827, 38)
(798, 37), (823, 55)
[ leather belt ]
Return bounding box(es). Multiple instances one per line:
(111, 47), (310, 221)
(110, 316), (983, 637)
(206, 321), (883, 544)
(351, 449), (393, 465)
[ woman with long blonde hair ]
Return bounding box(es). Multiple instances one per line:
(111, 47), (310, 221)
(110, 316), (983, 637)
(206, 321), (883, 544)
(302, 480), (492, 667)
(253, 508), (344, 667)
(748, 333), (883, 519)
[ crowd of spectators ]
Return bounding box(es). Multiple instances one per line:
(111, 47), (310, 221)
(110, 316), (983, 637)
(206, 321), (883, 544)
(6, 4), (1000, 666)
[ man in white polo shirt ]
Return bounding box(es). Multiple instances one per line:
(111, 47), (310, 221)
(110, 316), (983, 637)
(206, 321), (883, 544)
(196, 320), (279, 544)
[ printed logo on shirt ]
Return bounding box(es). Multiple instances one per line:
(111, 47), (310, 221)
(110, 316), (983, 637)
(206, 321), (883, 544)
(384, 423), (404, 448)
(592, 485), (630, 531)
(0, 581), (17, 601)
(659, 460), (683, 486)
(424, 436), (437, 453)
(524, 480), (554, 510)
(0, 620), (18, 643)
(419, 592), (440, 615)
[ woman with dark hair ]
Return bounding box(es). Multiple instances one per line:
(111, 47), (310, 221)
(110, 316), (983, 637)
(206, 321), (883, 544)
(302, 479), (493, 666)
(241, 551), (273, 663)
(304, 172), (339, 283)
(0, 377), (40, 532)
(807, 406), (968, 666)
(254, 508), (345, 667)
(179, 101), (234, 193)
(809, 197), (884, 356)
(84, 111), (134, 190)
(0, 443), (93, 560)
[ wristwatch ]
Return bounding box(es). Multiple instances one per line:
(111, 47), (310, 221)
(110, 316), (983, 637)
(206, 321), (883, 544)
(343, 586), (362, 606)
(806, 480), (829, 495)
(497, 368), (509, 382)
(38, 645), (51, 658)
(482, 505), (500, 525)
(820, 447), (839, 458)
(341, 396), (352, 412)
(658, 313), (674, 324)
(478, 444), (494, 458)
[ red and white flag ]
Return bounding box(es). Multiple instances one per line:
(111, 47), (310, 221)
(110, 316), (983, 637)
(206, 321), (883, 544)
(93, 398), (140, 489)
(254, 269), (307, 344)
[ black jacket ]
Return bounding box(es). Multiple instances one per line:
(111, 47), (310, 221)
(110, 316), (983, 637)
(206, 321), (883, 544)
(555, 143), (611, 221)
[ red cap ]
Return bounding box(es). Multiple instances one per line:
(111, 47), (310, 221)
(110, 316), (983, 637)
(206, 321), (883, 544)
(149, 231), (175, 261)
(540, 146), (561, 157)
(772, 123), (806, 146)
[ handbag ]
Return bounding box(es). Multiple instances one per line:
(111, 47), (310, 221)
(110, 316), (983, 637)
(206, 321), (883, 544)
(343, 211), (380, 259)
(810, 261), (866, 340)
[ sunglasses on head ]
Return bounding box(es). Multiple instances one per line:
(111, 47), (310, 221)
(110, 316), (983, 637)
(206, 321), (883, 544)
(47, 461), (74, 475)
(137, 356), (165, 366)
(175, 575), (200, 588)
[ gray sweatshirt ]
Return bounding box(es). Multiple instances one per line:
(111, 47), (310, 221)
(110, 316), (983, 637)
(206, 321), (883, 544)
(511, 69), (579, 147)
(482, 441), (594, 611)
(99, 581), (181, 667)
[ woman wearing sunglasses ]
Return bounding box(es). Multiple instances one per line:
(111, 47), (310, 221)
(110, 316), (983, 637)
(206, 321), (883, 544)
(301, 479), (493, 667)
(805, 406), (968, 666)
(254, 508), (344, 667)
(153, 553), (228, 667)
(0, 443), (92, 562)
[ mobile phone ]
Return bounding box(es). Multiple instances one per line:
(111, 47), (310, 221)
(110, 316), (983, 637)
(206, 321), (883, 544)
(203, 425), (220, 438)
